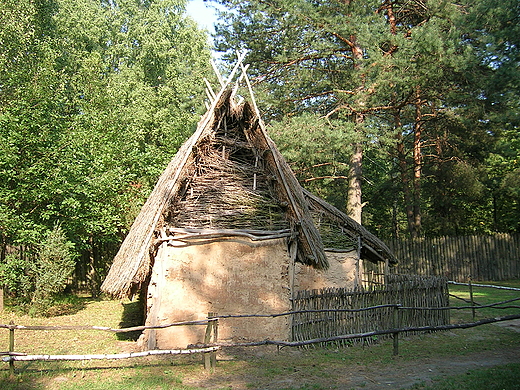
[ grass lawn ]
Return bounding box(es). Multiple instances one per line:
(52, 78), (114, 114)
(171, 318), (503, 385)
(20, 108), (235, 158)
(0, 280), (518, 390)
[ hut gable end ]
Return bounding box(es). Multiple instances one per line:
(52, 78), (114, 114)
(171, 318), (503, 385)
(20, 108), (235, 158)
(101, 59), (395, 299)
(165, 99), (289, 232)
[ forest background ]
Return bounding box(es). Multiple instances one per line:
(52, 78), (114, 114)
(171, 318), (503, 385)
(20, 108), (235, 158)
(0, 0), (518, 313)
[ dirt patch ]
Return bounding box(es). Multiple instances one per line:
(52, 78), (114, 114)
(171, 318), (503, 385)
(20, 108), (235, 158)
(183, 345), (520, 390)
(493, 319), (520, 333)
(346, 347), (520, 389)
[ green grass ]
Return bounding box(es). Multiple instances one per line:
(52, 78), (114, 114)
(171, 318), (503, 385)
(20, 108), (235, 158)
(410, 363), (520, 390)
(0, 280), (518, 390)
(448, 280), (520, 322)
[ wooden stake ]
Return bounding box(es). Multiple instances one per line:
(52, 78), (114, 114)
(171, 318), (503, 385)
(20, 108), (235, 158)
(392, 306), (399, 356)
(355, 236), (361, 289)
(204, 78), (216, 102)
(204, 312), (218, 371)
(210, 59), (225, 87)
(9, 321), (14, 377)
(211, 313), (218, 369)
(469, 278), (476, 320)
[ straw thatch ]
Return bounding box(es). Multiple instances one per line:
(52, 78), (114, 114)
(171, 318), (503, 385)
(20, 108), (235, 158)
(101, 62), (396, 298)
(102, 89), (328, 298)
(303, 189), (397, 265)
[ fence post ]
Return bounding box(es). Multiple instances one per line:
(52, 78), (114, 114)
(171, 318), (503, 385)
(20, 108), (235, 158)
(204, 312), (218, 371)
(392, 305), (399, 356)
(9, 320), (15, 377)
(469, 278), (476, 320)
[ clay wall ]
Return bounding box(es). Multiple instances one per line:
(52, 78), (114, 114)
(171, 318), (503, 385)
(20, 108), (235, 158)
(294, 250), (358, 291)
(141, 237), (292, 349)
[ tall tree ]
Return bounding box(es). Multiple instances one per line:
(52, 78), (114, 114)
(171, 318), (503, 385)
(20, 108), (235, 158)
(0, 0), (212, 298)
(213, 0), (477, 237)
(461, 0), (520, 233)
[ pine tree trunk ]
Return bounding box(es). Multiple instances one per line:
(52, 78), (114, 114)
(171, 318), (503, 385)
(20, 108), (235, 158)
(412, 88), (423, 237)
(395, 108), (421, 239)
(396, 136), (417, 237)
(347, 141), (363, 224)
(346, 34), (365, 225)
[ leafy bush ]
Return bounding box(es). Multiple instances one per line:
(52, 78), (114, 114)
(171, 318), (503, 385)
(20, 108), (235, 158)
(0, 225), (77, 316)
(30, 225), (77, 316)
(0, 254), (34, 306)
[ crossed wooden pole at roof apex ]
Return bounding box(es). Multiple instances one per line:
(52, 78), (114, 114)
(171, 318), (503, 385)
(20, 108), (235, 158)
(202, 52), (261, 117)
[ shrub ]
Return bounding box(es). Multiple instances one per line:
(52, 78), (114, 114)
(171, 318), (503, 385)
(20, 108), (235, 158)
(30, 225), (77, 316)
(0, 254), (34, 306)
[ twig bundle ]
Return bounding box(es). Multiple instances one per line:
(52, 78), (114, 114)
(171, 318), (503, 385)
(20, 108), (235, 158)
(166, 107), (289, 231)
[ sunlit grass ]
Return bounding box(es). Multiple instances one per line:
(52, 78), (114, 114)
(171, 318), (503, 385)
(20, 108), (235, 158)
(448, 280), (520, 322)
(0, 297), (135, 356)
(0, 280), (518, 390)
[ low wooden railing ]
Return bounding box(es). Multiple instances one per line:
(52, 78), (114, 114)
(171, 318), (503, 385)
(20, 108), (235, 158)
(1, 315), (219, 376)
(1, 282), (519, 376)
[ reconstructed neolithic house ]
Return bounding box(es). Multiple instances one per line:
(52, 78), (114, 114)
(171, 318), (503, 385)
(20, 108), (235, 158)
(101, 60), (396, 349)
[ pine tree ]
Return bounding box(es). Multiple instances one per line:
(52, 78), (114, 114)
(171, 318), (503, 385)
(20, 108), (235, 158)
(213, 0), (477, 237)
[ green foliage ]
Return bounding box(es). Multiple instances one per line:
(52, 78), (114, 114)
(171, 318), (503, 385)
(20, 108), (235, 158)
(0, 225), (77, 316)
(270, 113), (356, 208)
(31, 225), (77, 316)
(0, 0), (212, 292)
(214, 0), (520, 238)
(0, 255), (33, 304)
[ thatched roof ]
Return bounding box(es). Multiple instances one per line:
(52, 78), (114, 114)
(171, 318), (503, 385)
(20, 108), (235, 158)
(101, 59), (396, 298)
(303, 189), (397, 265)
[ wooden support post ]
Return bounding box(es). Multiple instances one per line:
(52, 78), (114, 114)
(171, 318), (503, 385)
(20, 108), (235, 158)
(204, 312), (218, 371)
(203, 317), (211, 371)
(211, 316), (218, 369)
(392, 306), (399, 356)
(355, 236), (362, 289)
(9, 320), (15, 377)
(384, 259), (389, 286)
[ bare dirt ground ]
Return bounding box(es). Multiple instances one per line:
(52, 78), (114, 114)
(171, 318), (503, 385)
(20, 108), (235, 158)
(341, 347), (520, 390)
(183, 346), (520, 390)
(183, 322), (520, 390)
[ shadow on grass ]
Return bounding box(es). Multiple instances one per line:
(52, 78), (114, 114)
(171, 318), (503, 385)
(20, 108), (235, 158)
(117, 299), (145, 341)
(0, 373), (43, 390)
(0, 357), (196, 390)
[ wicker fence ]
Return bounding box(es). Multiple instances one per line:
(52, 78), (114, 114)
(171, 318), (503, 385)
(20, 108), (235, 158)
(387, 234), (520, 282)
(291, 274), (450, 346)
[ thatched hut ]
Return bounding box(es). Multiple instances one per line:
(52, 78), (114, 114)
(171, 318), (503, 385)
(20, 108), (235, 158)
(101, 61), (396, 349)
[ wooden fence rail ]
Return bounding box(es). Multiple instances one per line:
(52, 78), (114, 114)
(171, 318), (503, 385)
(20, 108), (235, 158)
(3, 306), (519, 366)
(2, 281), (519, 375)
(387, 233), (520, 282)
(1, 315), (220, 375)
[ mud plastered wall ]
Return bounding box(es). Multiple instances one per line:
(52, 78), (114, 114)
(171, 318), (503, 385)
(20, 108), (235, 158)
(294, 250), (358, 291)
(141, 237), (292, 349)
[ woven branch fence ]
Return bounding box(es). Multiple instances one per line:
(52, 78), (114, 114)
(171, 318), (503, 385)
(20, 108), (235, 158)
(2, 280), (519, 376)
(291, 274), (450, 347)
(387, 233), (520, 282)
